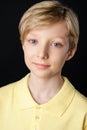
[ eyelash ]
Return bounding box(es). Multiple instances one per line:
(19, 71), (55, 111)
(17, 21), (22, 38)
(28, 39), (37, 44)
(51, 42), (62, 47)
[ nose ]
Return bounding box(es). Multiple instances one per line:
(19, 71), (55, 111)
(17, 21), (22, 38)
(37, 45), (49, 59)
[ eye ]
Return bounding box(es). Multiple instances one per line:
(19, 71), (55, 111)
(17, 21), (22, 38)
(28, 39), (37, 44)
(51, 42), (62, 47)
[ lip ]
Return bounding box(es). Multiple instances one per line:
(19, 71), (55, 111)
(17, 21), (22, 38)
(33, 62), (50, 69)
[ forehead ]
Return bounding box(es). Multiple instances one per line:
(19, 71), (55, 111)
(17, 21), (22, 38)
(25, 22), (69, 46)
(27, 22), (68, 38)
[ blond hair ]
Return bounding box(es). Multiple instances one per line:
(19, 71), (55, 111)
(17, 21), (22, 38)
(18, 0), (79, 50)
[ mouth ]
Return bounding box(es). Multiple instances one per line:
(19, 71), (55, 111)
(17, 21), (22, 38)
(33, 62), (50, 69)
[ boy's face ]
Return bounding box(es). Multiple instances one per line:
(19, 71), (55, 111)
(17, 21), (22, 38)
(22, 22), (76, 79)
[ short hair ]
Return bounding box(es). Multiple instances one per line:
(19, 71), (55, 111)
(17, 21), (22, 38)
(18, 0), (79, 50)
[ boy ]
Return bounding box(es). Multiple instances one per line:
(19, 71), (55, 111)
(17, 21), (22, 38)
(0, 1), (87, 130)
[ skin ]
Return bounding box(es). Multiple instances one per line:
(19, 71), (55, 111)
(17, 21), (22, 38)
(22, 21), (76, 104)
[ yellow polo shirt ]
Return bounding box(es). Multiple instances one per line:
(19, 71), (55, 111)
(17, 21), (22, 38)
(0, 73), (87, 130)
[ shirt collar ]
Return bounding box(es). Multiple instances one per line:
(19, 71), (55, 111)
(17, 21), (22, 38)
(14, 74), (75, 117)
(14, 74), (37, 109)
(41, 77), (75, 117)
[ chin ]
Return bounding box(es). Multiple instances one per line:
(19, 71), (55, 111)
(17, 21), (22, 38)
(32, 71), (53, 79)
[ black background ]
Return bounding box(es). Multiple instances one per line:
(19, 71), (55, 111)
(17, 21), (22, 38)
(0, 0), (87, 97)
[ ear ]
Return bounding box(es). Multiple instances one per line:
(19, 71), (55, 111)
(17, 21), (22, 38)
(66, 47), (77, 61)
(22, 43), (25, 51)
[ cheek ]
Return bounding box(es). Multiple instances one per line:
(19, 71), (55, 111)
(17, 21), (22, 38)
(23, 48), (31, 64)
(23, 52), (32, 70)
(23, 45), (32, 58)
(51, 53), (68, 68)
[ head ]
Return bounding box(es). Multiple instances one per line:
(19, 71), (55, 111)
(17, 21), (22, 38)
(18, 1), (80, 79)
(18, 0), (79, 51)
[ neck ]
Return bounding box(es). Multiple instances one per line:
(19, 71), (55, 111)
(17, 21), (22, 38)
(28, 73), (64, 104)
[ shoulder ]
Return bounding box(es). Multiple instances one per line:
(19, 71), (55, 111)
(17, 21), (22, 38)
(70, 86), (87, 114)
(0, 73), (29, 102)
(74, 90), (87, 107)
(64, 77), (87, 111)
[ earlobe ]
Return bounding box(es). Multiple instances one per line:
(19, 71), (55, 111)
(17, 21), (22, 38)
(66, 47), (77, 61)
